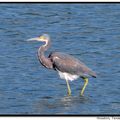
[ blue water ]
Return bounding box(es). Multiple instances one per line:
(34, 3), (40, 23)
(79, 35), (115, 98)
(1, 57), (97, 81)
(0, 3), (120, 115)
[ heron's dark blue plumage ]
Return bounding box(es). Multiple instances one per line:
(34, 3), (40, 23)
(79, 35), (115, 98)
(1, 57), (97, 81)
(49, 52), (96, 78)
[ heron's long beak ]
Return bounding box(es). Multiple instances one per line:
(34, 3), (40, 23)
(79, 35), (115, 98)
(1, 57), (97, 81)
(27, 37), (41, 41)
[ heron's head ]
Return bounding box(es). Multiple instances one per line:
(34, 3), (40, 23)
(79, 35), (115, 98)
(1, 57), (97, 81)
(27, 34), (50, 42)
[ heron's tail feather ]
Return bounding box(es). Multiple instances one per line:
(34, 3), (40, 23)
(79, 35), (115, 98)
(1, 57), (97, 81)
(89, 70), (97, 78)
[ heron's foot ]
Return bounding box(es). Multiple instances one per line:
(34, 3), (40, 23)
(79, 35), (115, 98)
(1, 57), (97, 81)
(80, 77), (88, 96)
(67, 89), (71, 96)
(80, 92), (84, 96)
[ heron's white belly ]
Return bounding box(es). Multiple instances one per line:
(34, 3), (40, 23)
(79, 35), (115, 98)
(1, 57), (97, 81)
(57, 70), (79, 81)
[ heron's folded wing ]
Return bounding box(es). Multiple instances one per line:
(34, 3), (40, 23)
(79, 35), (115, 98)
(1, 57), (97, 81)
(50, 52), (89, 75)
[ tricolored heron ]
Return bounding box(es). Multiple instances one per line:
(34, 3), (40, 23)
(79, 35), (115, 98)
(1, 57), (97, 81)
(28, 34), (96, 96)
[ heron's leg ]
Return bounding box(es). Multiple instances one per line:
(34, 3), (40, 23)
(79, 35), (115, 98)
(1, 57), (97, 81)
(80, 77), (88, 96)
(65, 79), (71, 96)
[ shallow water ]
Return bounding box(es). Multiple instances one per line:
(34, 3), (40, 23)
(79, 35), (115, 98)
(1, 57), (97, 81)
(0, 3), (120, 115)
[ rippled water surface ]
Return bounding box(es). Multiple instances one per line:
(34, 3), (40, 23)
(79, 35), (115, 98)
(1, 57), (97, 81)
(0, 3), (120, 115)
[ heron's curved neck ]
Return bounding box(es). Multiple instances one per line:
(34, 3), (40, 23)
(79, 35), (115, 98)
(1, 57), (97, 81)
(38, 39), (52, 69)
(38, 39), (51, 61)
(39, 39), (51, 55)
